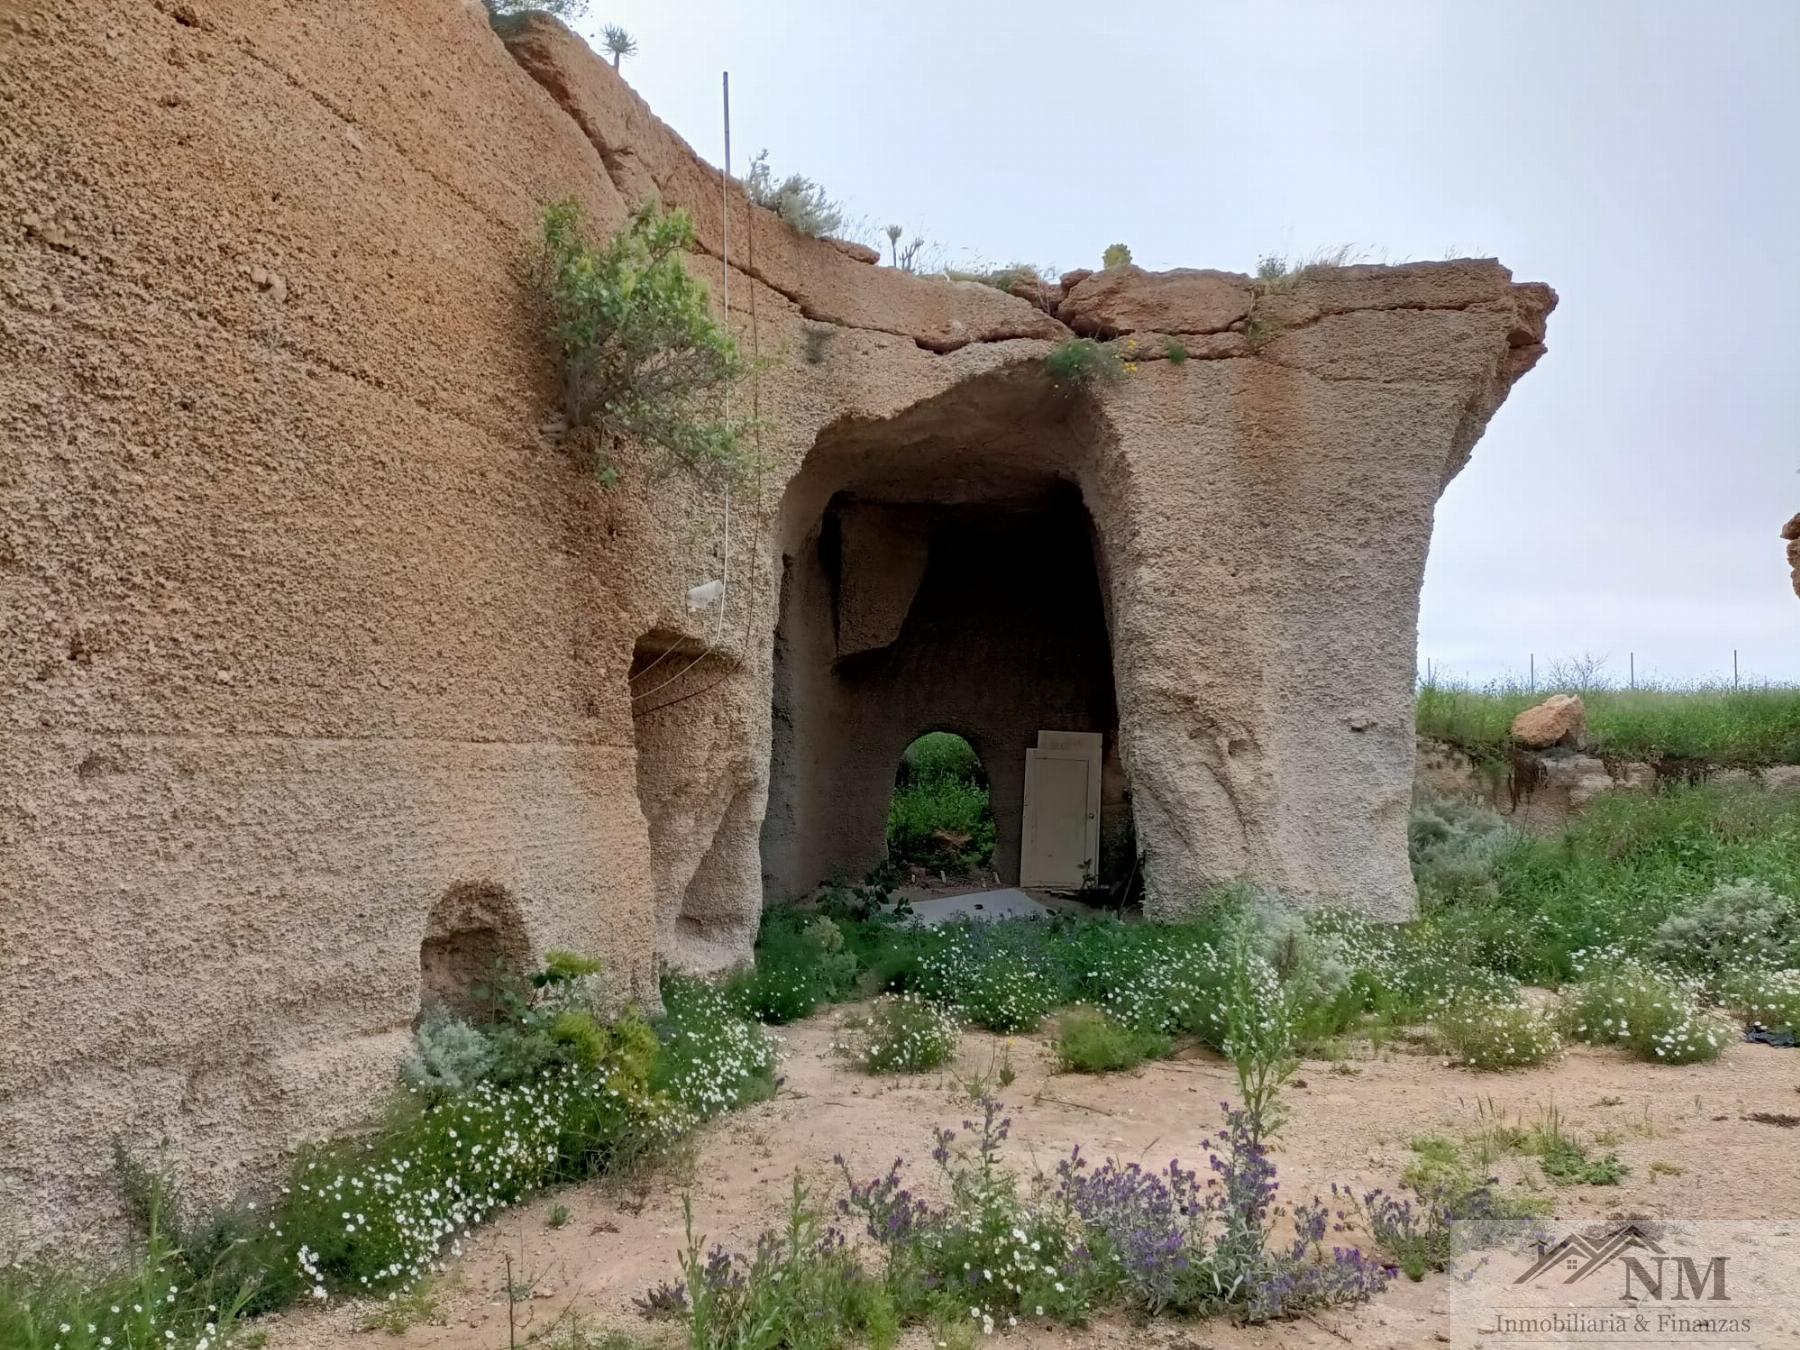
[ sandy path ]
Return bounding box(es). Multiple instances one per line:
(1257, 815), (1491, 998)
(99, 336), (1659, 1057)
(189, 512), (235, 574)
(260, 1008), (1800, 1349)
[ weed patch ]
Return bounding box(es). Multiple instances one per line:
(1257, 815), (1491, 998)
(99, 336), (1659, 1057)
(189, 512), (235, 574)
(836, 994), (962, 1074)
(781, 1098), (1386, 1333)
(1561, 964), (1735, 1063)
(1045, 338), (1124, 389)
(638, 1179), (898, 1348)
(1724, 967), (1800, 1036)
(1055, 1006), (1170, 1073)
(0, 955), (779, 1347)
(1430, 993), (1561, 1070)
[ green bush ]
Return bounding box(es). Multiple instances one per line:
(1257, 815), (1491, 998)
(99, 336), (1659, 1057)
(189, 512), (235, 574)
(1056, 1006), (1170, 1073)
(887, 778), (995, 871)
(1429, 785), (1800, 983)
(1044, 338), (1124, 389)
(731, 785), (1794, 1070)
(915, 922), (1061, 1033)
(1, 953), (781, 1344)
(826, 1098), (1386, 1330)
(744, 151), (845, 238)
(1053, 915), (1230, 1038)
(1430, 992), (1561, 1070)
(536, 949), (604, 986)
(400, 1009), (495, 1097)
(729, 911), (859, 1023)
(640, 1180), (898, 1349)
(548, 1008), (661, 1082)
(483, 0), (587, 23)
(0, 1183), (263, 1349)
(536, 198), (751, 480)
(1101, 242), (1132, 268)
(651, 974), (778, 1119)
(1409, 788), (1515, 904)
(1646, 877), (1800, 983)
(837, 994), (962, 1074)
(1560, 964), (1735, 1063)
(1722, 966), (1800, 1036)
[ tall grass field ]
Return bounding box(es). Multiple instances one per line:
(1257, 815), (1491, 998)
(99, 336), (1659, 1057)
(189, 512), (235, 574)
(1416, 679), (1800, 766)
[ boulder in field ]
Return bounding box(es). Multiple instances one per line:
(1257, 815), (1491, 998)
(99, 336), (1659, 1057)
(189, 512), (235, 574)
(1511, 693), (1587, 749)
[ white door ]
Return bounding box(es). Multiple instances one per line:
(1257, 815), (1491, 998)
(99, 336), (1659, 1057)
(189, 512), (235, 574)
(1020, 747), (1099, 888)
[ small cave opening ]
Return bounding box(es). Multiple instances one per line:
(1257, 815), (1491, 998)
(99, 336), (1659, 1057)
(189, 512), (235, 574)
(418, 881), (530, 1020)
(761, 372), (1133, 902)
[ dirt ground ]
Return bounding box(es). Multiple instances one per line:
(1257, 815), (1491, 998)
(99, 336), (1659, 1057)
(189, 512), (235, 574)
(260, 1008), (1800, 1350)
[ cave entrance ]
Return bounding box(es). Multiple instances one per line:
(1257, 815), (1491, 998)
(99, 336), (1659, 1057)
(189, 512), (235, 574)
(761, 368), (1131, 902)
(886, 732), (995, 880)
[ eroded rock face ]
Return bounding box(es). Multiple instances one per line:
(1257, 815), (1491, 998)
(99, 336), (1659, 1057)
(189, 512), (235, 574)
(0, 2), (1553, 1246)
(1511, 694), (1588, 748)
(1419, 738), (1800, 835)
(1783, 513), (1800, 598)
(1057, 265), (1253, 337)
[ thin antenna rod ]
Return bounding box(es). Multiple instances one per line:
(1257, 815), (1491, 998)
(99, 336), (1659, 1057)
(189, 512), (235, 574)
(717, 70), (732, 641)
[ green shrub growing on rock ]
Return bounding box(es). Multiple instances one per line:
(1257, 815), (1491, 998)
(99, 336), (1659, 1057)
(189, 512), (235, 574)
(1045, 337), (1124, 389)
(536, 198), (752, 481)
(744, 151), (845, 238)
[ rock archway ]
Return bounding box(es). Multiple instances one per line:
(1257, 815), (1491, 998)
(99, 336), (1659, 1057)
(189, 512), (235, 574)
(761, 368), (1132, 897)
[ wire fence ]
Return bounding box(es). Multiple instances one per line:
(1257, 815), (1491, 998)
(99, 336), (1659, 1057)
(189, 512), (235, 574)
(1418, 650), (1796, 694)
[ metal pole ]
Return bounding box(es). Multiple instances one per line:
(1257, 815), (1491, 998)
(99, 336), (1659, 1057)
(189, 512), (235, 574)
(1529, 653), (1535, 693)
(1734, 649), (1739, 690)
(1629, 652), (1634, 690)
(717, 71), (732, 639)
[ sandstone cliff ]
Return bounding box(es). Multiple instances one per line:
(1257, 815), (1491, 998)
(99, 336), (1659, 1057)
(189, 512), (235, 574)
(0, 0), (1552, 1243)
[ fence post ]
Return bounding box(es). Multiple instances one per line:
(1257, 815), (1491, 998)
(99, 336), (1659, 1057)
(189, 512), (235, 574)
(1629, 652), (1635, 690)
(1734, 650), (1739, 690)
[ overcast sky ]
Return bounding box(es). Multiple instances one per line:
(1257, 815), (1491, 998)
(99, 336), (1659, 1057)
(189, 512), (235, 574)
(578, 0), (1799, 687)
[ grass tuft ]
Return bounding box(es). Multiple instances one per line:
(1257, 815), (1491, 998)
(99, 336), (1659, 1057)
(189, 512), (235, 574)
(1055, 1005), (1171, 1073)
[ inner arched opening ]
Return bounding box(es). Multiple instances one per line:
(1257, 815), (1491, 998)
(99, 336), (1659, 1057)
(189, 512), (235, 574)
(887, 732), (996, 882)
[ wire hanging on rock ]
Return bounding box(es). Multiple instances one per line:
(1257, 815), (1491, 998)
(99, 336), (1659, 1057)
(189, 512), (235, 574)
(632, 68), (769, 714)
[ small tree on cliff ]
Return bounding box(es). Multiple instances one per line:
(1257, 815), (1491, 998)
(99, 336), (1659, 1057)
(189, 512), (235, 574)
(602, 25), (637, 68)
(535, 198), (753, 482)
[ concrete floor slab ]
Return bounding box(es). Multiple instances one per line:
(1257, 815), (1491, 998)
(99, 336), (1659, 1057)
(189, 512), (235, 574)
(907, 887), (1049, 927)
